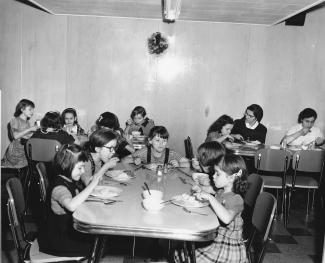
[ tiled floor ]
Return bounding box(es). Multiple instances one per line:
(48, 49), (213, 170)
(2, 190), (324, 263)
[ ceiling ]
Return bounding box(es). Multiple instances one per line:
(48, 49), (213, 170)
(26, 0), (325, 26)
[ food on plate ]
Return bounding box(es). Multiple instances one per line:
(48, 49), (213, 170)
(173, 193), (208, 208)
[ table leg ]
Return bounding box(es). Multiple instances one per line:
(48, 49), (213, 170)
(88, 236), (106, 263)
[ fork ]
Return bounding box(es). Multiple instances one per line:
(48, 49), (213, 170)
(179, 177), (193, 186)
(182, 207), (207, 216)
(86, 199), (118, 205)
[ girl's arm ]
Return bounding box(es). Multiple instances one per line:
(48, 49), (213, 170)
(61, 172), (102, 212)
(196, 192), (237, 224)
(282, 128), (309, 145)
(13, 126), (38, 140)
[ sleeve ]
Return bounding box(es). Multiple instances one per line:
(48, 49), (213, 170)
(169, 149), (184, 163)
(315, 127), (324, 138)
(52, 185), (72, 206)
(132, 147), (148, 163)
(255, 124), (267, 143)
(224, 194), (244, 215)
(10, 118), (20, 132)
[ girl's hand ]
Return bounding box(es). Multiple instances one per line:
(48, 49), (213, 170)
(92, 172), (103, 185)
(144, 163), (158, 171)
(191, 158), (200, 171)
(105, 157), (119, 169)
(232, 134), (244, 141)
(225, 135), (234, 142)
(195, 192), (213, 202)
(134, 157), (142, 166)
(126, 119), (133, 125)
(29, 126), (38, 132)
(192, 184), (202, 193)
(300, 128), (311, 136)
(169, 160), (179, 168)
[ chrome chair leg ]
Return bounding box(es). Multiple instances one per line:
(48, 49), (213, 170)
(306, 189), (310, 216)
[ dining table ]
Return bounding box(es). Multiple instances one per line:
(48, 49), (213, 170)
(73, 163), (219, 263)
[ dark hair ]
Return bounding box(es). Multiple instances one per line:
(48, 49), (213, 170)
(84, 128), (117, 153)
(246, 104), (264, 122)
(131, 106), (147, 119)
(40, 111), (62, 130)
(148, 126), (169, 140)
(298, 108), (317, 123)
(207, 115), (234, 135)
(216, 154), (248, 197)
(14, 99), (35, 118)
(197, 141), (226, 167)
(61, 108), (78, 125)
(53, 144), (88, 179)
(96, 112), (120, 131)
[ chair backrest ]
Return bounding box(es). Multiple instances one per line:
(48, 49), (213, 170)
(184, 136), (194, 159)
(7, 122), (15, 142)
(292, 150), (325, 173)
(6, 178), (26, 262)
(248, 192), (277, 263)
(26, 138), (62, 162)
(255, 148), (291, 172)
(36, 162), (49, 203)
(244, 173), (264, 208)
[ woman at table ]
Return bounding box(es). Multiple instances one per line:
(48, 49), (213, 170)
(81, 128), (119, 186)
(38, 144), (102, 257)
(281, 108), (325, 147)
(205, 115), (234, 144)
(231, 104), (267, 144)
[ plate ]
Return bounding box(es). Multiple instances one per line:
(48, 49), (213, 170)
(227, 142), (242, 148)
(171, 194), (209, 208)
(105, 170), (133, 182)
(270, 145), (280, 150)
(91, 186), (122, 199)
(244, 141), (260, 146)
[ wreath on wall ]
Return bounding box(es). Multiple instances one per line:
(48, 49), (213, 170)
(147, 32), (168, 55)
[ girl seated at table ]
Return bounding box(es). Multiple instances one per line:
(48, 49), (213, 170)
(90, 111), (135, 158)
(81, 128), (119, 186)
(61, 107), (85, 135)
(127, 126), (190, 170)
(38, 144), (102, 257)
(124, 106), (155, 137)
(2, 99), (38, 169)
(205, 114), (234, 144)
(281, 108), (325, 147)
(176, 154), (248, 263)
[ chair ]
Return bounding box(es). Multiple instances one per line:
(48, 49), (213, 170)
(36, 162), (49, 221)
(6, 177), (85, 263)
(24, 138), (61, 211)
(242, 174), (264, 241)
(184, 136), (194, 160)
(285, 150), (325, 225)
(246, 192), (277, 263)
(253, 148), (291, 217)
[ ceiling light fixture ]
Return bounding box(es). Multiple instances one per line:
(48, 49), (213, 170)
(162, 0), (182, 23)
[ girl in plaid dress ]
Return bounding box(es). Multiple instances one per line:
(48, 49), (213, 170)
(194, 154), (248, 263)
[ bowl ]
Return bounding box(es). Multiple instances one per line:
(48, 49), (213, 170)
(142, 190), (163, 200)
(142, 198), (164, 212)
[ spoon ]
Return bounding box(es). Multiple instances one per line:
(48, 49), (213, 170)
(144, 182), (151, 195)
(182, 207), (207, 216)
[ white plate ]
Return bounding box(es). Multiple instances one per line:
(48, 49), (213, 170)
(171, 194), (209, 208)
(91, 186), (122, 199)
(106, 170), (133, 182)
(244, 141), (260, 146)
(270, 145), (280, 150)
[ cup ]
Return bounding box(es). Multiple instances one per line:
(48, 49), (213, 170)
(35, 120), (41, 127)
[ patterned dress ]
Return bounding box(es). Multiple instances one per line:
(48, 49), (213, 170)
(195, 191), (247, 263)
(1, 117), (31, 168)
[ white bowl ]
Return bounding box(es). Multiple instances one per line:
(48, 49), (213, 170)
(142, 190), (163, 200)
(142, 198), (164, 212)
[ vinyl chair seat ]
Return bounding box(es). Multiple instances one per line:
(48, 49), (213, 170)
(261, 175), (282, 188)
(285, 175), (318, 188)
(29, 239), (85, 262)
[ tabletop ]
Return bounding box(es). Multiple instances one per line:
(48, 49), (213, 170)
(73, 164), (219, 242)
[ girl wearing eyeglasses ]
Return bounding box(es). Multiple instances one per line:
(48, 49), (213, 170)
(81, 128), (119, 185)
(231, 104), (267, 144)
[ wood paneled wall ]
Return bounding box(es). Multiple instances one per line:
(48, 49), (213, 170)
(1, 0), (325, 156)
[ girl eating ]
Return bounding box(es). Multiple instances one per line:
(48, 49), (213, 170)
(38, 144), (101, 257)
(128, 126), (189, 170)
(81, 128), (119, 186)
(124, 106), (155, 137)
(61, 107), (85, 135)
(191, 154), (248, 263)
(205, 115), (234, 144)
(2, 99), (38, 169)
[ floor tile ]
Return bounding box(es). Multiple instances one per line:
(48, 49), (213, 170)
(276, 244), (315, 255)
(263, 253), (315, 263)
(286, 227), (312, 236)
(272, 235), (298, 244)
(265, 242), (281, 253)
